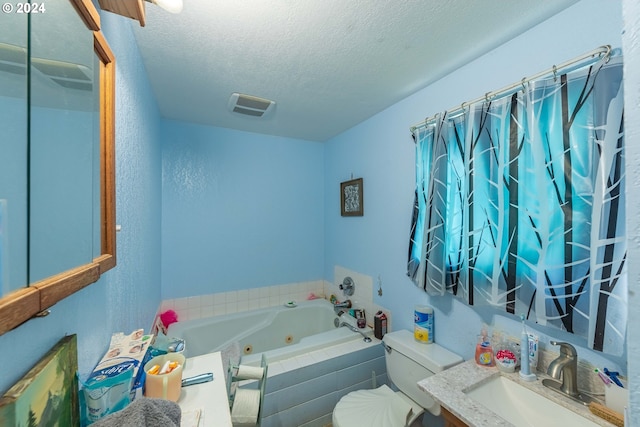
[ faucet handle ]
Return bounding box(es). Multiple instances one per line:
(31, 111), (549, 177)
(550, 340), (577, 357)
(340, 277), (355, 296)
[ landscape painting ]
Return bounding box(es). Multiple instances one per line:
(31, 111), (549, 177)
(0, 334), (79, 426)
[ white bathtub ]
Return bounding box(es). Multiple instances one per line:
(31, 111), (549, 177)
(167, 298), (373, 365)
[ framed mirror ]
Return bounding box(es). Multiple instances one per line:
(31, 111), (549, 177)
(0, 0), (116, 336)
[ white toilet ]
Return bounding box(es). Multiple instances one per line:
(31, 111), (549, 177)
(332, 329), (463, 427)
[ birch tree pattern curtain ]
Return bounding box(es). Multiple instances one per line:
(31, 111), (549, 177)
(407, 56), (626, 355)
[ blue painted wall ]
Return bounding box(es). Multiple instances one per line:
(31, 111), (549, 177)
(324, 0), (626, 368)
(2, 0), (638, 422)
(161, 121), (324, 298)
(0, 12), (162, 391)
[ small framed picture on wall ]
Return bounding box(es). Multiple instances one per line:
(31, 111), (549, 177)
(340, 178), (363, 216)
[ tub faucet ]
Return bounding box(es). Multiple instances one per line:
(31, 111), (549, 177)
(339, 321), (372, 343)
(542, 341), (596, 405)
(333, 299), (352, 313)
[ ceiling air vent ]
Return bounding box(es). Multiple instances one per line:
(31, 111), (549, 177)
(228, 93), (275, 117)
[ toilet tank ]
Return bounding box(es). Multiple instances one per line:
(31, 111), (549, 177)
(382, 330), (463, 415)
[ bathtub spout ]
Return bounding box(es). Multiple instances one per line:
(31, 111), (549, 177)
(339, 321), (372, 343)
(333, 299), (352, 313)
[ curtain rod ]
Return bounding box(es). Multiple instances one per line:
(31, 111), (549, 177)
(409, 45), (612, 134)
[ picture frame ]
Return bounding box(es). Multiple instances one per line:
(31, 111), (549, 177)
(0, 335), (79, 427)
(340, 178), (364, 216)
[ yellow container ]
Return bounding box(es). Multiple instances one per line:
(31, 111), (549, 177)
(143, 353), (185, 402)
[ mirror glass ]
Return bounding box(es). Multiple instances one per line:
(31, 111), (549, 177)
(0, 0), (98, 295)
(29, 1), (98, 283)
(0, 0), (115, 336)
(0, 13), (28, 295)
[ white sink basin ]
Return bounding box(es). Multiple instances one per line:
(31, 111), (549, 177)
(464, 376), (599, 427)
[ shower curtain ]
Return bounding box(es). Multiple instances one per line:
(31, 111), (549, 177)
(407, 56), (626, 355)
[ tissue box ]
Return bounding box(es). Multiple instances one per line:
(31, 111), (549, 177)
(81, 330), (153, 424)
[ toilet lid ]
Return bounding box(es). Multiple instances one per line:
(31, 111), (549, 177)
(333, 385), (413, 427)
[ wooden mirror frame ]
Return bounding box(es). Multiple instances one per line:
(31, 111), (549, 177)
(0, 0), (116, 336)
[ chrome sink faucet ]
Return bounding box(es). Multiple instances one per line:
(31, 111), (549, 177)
(542, 341), (596, 405)
(546, 341), (578, 395)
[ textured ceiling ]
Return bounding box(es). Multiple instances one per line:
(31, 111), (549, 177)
(131, 0), (579, 142)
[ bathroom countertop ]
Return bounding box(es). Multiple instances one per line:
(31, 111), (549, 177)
(178, 351), (232, 426)
(417, 359), (613, 427)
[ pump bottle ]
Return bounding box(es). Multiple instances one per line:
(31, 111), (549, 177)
(475, 326), (494, 367)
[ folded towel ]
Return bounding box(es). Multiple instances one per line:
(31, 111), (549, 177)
(92, 397), (181, 427)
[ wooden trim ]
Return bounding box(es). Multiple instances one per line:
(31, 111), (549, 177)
(97, 0), (146, 27)
(0, 288), (40, 336)
(96, 254), (116, 272)
(32, 264), (101, 309)
(136, 0), (146, 27)
(0, 250), (113, 334)
(442, 407), (469, 427)
(69, 0), (101, 31)
(94, 31), (115, 64)
(96, 31), (117, 268)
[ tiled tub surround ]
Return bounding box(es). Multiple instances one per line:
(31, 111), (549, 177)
(168, 298), (375, 361)
(158, 272), (389, 328)
(260, 337), (386, 427)
(159, 280), (327, 322)
(169, 302), (387, 426)
(158, 268), (391, 426)
(418, 359), (611, 426)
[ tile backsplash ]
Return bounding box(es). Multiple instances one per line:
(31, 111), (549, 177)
(157, 266), (390, 330)
(328, 266), (391, 331)
(158, 280), (326, 322)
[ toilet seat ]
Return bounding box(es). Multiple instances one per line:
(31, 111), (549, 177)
(332, 384), (419, 427)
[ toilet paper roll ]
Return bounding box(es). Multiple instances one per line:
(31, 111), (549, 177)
(236, 365), (264, 380)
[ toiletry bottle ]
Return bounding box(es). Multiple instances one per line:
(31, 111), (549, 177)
(374, 311), (387, 339)
(355, 309), (366, 328)
(475, 327), (494, 366)
(519, 314), (536, 381)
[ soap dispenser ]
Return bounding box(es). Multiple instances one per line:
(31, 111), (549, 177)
(475, 326), (494, 367)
